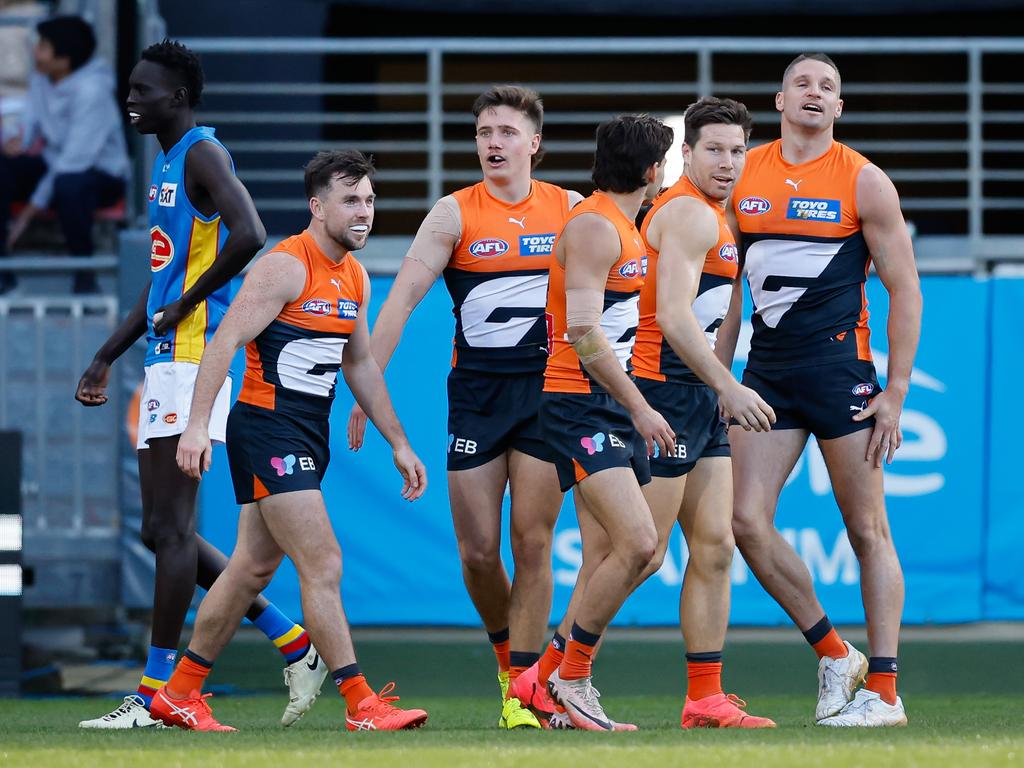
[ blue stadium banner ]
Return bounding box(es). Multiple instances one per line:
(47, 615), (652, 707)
(983, 276), (1024, 620)
(200, 275), (1005, 626)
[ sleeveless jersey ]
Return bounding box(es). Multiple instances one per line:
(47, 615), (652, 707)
(238, 230), (366, 419)
(633, 175), (739, 384)
(732, 139), (872, 370)
(544, 191), (646, 395)
(145, 126), (233, 365)
(443, 180), (572, 374)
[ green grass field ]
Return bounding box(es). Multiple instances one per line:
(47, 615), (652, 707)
(2, 633), (1022, 768)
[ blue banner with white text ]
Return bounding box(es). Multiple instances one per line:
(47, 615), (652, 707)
(199, 274), (1016, 626)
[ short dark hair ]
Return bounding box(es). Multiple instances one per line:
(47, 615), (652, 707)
(591, 114), (674, 194)
(683, 97), (753, 146)
(140, 39), (204, 107)
(473, 84), (545, 169)
(304, 150), (376, 200)
(783, 52), (841, 90)
(37, 15), (95, 71)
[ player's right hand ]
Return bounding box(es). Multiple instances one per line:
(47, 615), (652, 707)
(75, 359), (110, 407)
(392, 443), (427, 501)
(719, 381), (776, 432)
(347, 403), (368, 450)
(176, 424), (212, 480)
(630, 404), (676, 458)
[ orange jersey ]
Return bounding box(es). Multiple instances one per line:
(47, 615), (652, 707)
(443, 180), (573, 373)
(732, 139), (872, 369)
(544, 191), (647, 395)
(633, 175), (739, 384)
(238, 230), (366, 418)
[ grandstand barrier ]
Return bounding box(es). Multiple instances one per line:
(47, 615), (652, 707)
(196, 273), (1019, 626)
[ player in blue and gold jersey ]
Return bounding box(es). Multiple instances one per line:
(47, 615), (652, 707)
(74, 40), (326, 729)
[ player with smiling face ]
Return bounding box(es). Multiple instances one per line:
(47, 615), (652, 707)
(75, 40), (325, 730)
(726, 53), (922, 727)
(631, 96), (776, 729)
(157, 150), (429, 733)
(347, 85), (582, 729)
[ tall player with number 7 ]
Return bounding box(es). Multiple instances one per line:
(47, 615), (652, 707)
(347, 85), (581, 729)
(724, 53), (922, 727)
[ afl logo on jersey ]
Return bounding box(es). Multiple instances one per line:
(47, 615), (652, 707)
(852, 382), (875, 397)
(148, 185), (158, 202)
(738, 196), (771, 216)
(469, 238), (510, 258)
(719, 243), (738, 263)
(150, 226), (174, 271)
(302, 298), (333, 316)
(618, 260), (641, 279)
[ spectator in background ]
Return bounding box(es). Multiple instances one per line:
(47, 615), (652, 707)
(0, 14), (128, 294)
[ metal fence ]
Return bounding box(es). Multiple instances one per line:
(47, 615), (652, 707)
(185, 36), (1024, 263)
(0, 297), (120, 607)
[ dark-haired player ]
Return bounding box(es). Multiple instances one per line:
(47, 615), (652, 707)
(158, 150), (428, 732)
(75, 40), (325, 729)
(541, 114), (674, 731)
(632, 96), (775, 729)
(726, 53), (921, 727)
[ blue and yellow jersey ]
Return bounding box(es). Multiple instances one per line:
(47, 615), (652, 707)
(145, 126), (233, 365)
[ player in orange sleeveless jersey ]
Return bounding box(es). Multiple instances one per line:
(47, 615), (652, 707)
(540, 115), (675, 731)
(628, 97), (776, 729)
(158, 151), (429, 732)
(345, 86), (581, 728)
(724, 54), (922, 727)
(75, 41), (324, 730)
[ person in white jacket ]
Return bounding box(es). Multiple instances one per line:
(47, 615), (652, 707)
(0, 14), (128, 293)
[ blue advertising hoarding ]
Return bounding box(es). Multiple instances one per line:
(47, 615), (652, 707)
(198, 274), (1010, 626)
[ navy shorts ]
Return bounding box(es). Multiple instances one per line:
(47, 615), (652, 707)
(226, 402), (330, 504)
(740, 360), (881, 441)
(446, 369), (554, 471)
(539, 391), (651, 492)
(636, 377), (730, 478)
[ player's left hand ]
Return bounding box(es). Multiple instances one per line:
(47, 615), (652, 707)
(853, 389), (904, 467)
(152, 300), (190, 336)
(392, 442), (427, 501)
(176, 424), (212, 479)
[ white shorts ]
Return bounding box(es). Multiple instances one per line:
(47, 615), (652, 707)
(136, 362), (232, 450)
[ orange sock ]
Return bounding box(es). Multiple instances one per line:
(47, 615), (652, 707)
(812, 628), (849, 660)
(487, 628), (510, 673)
(537, 633), (565, 687)
(686, 657), (723, 701)
(866, 657), (899, 705)
(492, 640), (510, 673)
(559, 623), (600, 681)
(865, 672), (897, 705)
(165, 652), (211, 699)
(508, 651), (539, 684)
(338, 673), (375, 714)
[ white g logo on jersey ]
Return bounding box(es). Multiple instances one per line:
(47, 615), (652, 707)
(277, 337), (347, 396)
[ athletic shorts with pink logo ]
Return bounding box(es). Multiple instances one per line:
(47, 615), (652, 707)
(538, 391), (651, 492)
(225, 401), (330, 504)
(136, 362), (231, 450)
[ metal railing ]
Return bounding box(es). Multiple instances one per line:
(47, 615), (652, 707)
(0, 296), (121, 607)
(184, 36), (1024, 264)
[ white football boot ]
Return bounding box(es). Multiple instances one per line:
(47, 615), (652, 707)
(78, 694), (167, 729)
(817, 688), (908, 727)
(816, 641), (868, 720)
(281, 644), (329, 726)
